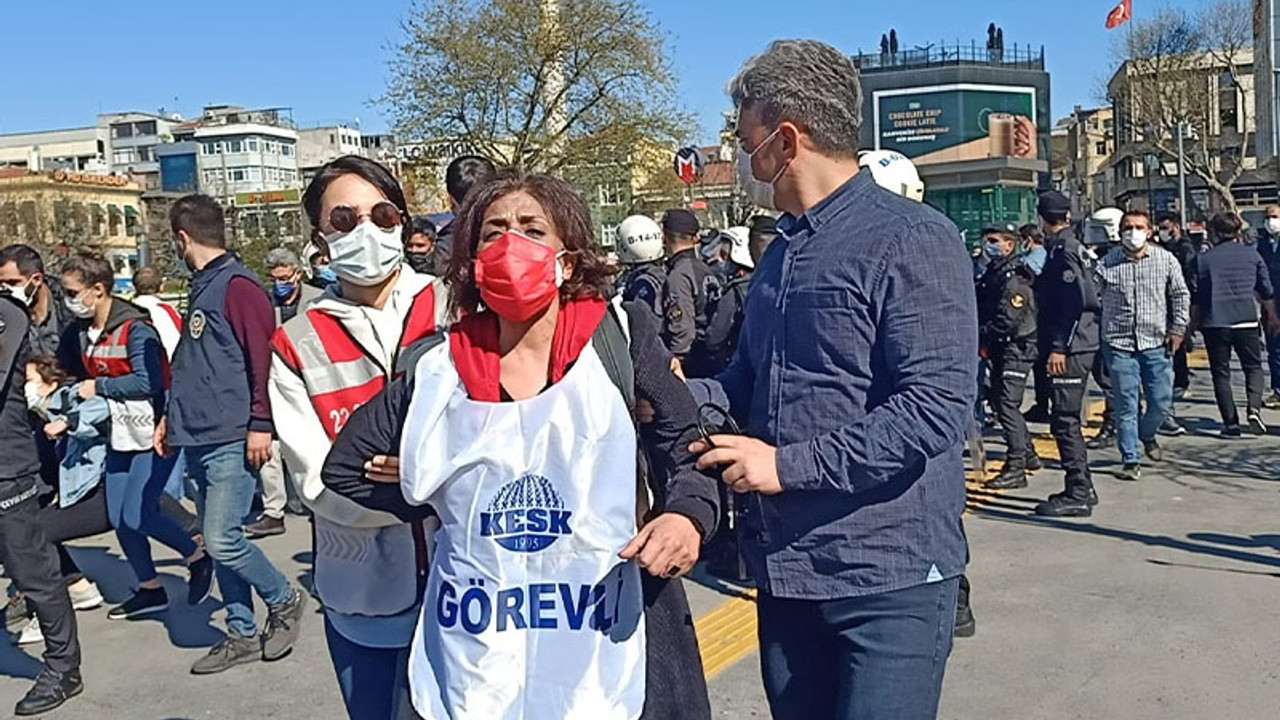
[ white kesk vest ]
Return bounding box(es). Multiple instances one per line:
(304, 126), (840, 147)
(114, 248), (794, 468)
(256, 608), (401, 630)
(400, 339), (646, 720)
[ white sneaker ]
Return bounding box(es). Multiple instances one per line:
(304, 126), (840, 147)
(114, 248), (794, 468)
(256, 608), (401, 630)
(69, 582), (103, 611)
(16, 616), (42, 646)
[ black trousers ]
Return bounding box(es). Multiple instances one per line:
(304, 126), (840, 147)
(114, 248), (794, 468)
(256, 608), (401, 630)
(989, 341), (1035, 469)
(42, 484), (113, 583)
(1173, 343), (1191, 391)
(1050, 352), (1096, 499)
(1202, 327), (1266, 426)
(1033, 358), (1052, 411)
(0, 485), (81, 674)
(1092, 349), (1114, 426)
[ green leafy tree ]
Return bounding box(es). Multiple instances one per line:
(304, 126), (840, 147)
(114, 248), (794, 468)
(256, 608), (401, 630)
(384, 0), (690, 174)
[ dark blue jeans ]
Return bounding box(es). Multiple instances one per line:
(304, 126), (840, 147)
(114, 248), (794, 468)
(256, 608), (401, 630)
(758, 578), (958, 720)
(323, 614), (415, 720)
(104, 449), (198, 584)
(1266, 329), (1280, 395)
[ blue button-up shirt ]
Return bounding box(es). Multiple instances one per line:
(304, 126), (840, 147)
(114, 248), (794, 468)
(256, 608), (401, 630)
(711, 171), (977, 600)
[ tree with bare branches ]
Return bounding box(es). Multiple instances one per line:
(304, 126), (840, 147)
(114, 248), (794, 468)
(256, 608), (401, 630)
(384, 0), (690, 175)
(1110, 0), (1253, 214)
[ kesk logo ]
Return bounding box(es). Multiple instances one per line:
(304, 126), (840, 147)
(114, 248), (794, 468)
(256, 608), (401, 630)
(480, 474), (573, 552)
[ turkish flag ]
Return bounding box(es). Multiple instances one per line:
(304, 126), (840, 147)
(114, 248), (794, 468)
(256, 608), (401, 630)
(1106, 0), (1132, 29)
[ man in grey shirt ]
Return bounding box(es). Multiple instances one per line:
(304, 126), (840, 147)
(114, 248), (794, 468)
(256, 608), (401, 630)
(1095, 210), (1190, 480)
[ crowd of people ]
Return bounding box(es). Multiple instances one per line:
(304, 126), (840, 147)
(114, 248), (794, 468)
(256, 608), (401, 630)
(0, 36), (1276, 720)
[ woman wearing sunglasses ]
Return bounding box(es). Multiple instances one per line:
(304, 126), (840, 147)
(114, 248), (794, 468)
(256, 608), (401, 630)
(267, 155), (450, 720)
(322, 171), (717, 720)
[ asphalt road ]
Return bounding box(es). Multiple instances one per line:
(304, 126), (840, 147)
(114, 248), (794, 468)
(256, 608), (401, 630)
(2, 358), (1278, 719)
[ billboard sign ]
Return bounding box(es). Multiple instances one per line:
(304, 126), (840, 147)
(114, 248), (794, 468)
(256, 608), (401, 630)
(233, 188), (301, 207)
(873, 84), (1038, 165)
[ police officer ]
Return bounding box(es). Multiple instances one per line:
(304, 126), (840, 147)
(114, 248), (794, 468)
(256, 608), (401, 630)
(976, 223), (1042, 490)
(1084, 208), (1123, 451)
(1035, 191), (1102, 517)
(700, 227), (754, 378)
(660, 209), (718, 377)
(615, 214), (667, 317)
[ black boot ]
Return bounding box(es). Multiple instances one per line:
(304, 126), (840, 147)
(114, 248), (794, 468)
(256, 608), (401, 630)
(1086, 423), (1117, 450)
(1026, 451), (1043, 472)
(15, 668), (83, 716)
(1035, 493), (1092, 517)
(983, 466), (1027, 490)
(954, 575), (975, 638)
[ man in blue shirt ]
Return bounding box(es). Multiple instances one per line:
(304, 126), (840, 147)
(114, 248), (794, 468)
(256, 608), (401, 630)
(693, 39), (977, 720)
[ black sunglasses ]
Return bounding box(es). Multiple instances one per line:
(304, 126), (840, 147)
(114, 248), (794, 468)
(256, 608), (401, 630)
(329, 201), (403, 234)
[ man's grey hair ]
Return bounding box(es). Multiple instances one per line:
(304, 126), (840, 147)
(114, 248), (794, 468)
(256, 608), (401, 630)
(728, 39), (863, 157)
(265, 247), (300, 269)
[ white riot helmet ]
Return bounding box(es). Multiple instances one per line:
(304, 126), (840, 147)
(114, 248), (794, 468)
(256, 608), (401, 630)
(1085, 207), (1125, 246)
(615, 215), (664, 265)
(723, 226), (754, 269)
(859, 150), (925, 202)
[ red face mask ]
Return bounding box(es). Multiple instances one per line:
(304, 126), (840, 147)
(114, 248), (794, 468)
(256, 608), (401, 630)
(474, 231), (565, 321)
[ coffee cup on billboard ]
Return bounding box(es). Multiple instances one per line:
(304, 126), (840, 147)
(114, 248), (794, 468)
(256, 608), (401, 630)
(988, 112), (1015, 157)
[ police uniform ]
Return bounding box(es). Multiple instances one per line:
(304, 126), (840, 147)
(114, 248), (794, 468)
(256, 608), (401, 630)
(619, 263), (666, 318)
(1038, 227), (1102, 511)
(661, 248), (718, 375)
(976, 252), (1038, 485)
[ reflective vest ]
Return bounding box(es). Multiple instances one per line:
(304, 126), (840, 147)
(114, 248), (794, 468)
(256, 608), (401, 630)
(272, 281), (444, 440)
(83, 318), (171, 388)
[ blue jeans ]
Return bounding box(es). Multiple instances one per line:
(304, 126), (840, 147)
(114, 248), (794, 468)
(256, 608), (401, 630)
(1266, 330), (1280, 394)
(104, 449), (198, 584)
(758, 578), (958, 720)
(1105, 345), (1173, 464)
(323, 614), (415, 720)
(186, 441), (292, 637)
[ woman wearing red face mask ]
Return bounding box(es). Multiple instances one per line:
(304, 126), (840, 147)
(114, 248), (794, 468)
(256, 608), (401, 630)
(322, 172), (717, 720)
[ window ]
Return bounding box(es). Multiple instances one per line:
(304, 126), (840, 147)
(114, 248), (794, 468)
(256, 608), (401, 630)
(281, 144), (295, 157)
(135, 120), (156, 136)
(112, 124), (133, 139)
(201, 141), (220, 155)
(202, 169), (221, 186)
(227, 139), (244, 153)
(1095, 141), (1107, 155)
(329, 133), (336, 144)
(265, 167), (278, 182)
(247, 138), (259, 152)
(228, 168), (247, 182)
(112, 148), (136, 165)
(264, 140), (278, 154)
(597, 181), (624, 206)
(248, 167), (262, 181)
(136, 146), (153, 162)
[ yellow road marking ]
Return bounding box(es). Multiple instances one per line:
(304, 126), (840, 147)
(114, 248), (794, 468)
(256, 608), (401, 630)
(696, 590), (759, 679)
(697, 393), (1126, 679)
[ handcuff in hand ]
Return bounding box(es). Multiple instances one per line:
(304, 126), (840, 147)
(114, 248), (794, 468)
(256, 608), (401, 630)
(694, 402), (767, 536)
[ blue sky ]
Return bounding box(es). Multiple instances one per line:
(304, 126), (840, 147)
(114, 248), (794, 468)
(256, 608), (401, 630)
(0, 0), (1206, 143)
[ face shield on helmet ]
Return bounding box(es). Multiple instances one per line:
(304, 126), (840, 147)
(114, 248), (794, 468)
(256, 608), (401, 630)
(615, 215), (665, 265)
(723, 227), (754, 269)
(1085, 207), (1125, 246)
(858, 150), (925, 202)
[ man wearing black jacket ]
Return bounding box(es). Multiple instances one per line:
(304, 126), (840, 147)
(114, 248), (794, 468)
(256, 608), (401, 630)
(1257, 205), (1280, 408)
(1035, 192), (1102, 518)
(0, 294), (83, 716)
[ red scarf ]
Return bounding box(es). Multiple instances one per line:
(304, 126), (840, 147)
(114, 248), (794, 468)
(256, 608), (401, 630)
(449, 298), (607, 402)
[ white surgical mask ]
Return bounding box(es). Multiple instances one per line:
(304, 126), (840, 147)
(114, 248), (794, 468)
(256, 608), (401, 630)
(1121, 229), (1148, 252)
(0, 280), (36, 307)
(736, 129), (787, 210)
(23, 381), (46, 412)
(64, 292), (96, 319)
(325, 221), (404, 287)
(1266, 218), (1280, 236)
(1158, 229), (1171, 243)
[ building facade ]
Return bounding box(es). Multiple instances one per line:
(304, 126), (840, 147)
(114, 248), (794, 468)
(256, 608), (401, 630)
(98, 112), (183, 192)
(853, 39), (1052, 244)
(1108, 50), (1275, 224)
(0, 168), (144, 283)
(1059, 106), (1116, 217)
(0, 127), (110, 173)
(298, 124), (366, 183)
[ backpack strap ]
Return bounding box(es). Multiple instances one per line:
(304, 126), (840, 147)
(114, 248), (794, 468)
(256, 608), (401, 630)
(591, 298), (634, 411)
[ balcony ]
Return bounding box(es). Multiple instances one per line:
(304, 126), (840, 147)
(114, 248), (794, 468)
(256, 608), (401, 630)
(852, 42), (1044, 73)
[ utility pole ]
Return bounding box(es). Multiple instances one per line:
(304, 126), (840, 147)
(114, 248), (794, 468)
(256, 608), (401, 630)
(1177, 121), (1188, 229)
